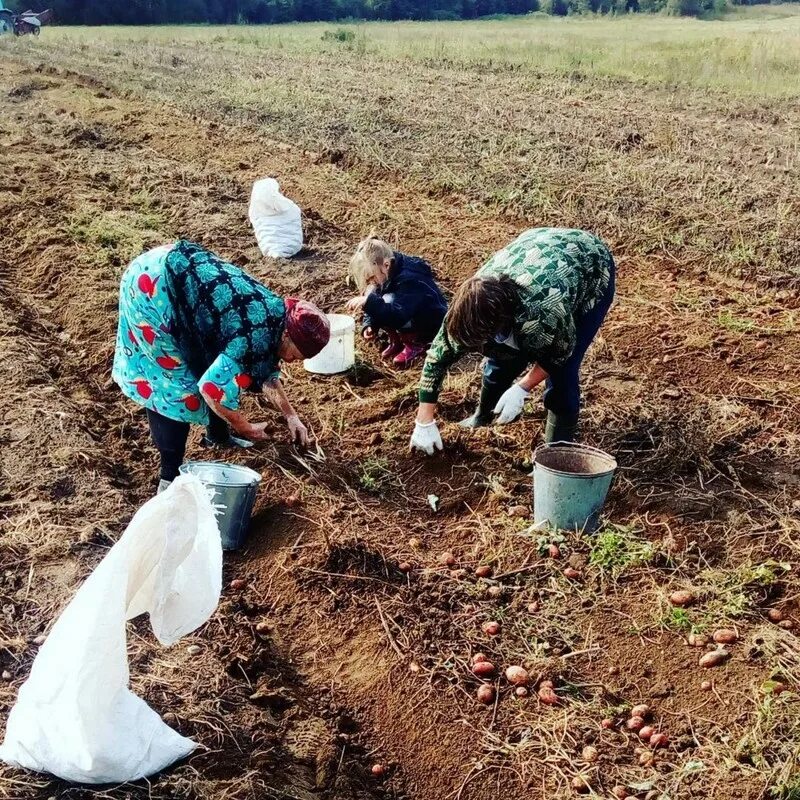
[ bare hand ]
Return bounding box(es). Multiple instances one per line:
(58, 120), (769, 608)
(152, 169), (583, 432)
(346, 296), (367, 314)
(241, 422), (269, 442)
(363, 326), (375, 341)
(286, 414), (309, 447)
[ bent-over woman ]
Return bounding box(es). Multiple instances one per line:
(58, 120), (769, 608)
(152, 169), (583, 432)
(112, 240), (330, 490)
(410, 228), (615, 455)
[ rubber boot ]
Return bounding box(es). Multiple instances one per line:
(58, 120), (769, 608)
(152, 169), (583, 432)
(544, 411), (579, 444)
(393, 332), (427, 369)
(459, 382), (505, 429)
(157, 478), (171, 495)
(381, 330), (404, 361)
(203, 413), (254, 450)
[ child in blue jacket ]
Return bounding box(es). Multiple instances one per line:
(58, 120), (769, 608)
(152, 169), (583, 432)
(346, 237), (448, 368)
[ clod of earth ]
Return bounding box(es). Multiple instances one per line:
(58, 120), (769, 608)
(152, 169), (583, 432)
(612, 786), (629, 799)
(439, 551), (457, 567)
(669, 590), (695, 607)
(284, 493), (300, 507)
(699, 649), (730, 668)
(779, 619), (795, 630)
(548, 543), (561, 559)
(639, 751), (654, 766)
(255, 622), (270, 636)
(398, 561), (413, 573)
(701, 680), (713, 691)
(33, 635), (46, 645)
(486, 585), (503, 599)
(515, 686), (529, 698)
(688, 632), (708, 647)
(186, 644), (202, 656)
(527, 601), (540, 613)
(508, 504), (529, 518)
(1, 671), (11, 681)
(712, 628), (738, 644)
(408, 537), (423, 550)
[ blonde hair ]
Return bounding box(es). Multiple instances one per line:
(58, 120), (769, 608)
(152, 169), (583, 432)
(349, 236), (393, 292)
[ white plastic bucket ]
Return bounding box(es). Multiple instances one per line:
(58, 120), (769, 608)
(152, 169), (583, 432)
(303, 313), (355, 374)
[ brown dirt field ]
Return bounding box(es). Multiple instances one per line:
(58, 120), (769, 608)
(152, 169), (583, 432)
(1, 50), (799, 800)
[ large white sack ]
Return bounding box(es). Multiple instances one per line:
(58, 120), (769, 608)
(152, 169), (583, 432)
(248, 177), (303, 259)
(0, 475), (222, 784)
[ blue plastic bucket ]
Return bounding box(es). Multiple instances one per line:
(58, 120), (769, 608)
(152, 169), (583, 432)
(179, 461), (261, 550)
(532, 442), (617, 533)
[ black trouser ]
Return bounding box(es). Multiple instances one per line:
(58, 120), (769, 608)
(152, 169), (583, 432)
(147, 409), (228, 481)
(481, 260), (616, 418)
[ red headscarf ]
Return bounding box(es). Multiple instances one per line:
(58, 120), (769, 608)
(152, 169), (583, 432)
(284, 298), (330, 359)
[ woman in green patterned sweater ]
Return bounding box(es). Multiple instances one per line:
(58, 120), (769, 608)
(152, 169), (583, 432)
(410, 228), (615, 455)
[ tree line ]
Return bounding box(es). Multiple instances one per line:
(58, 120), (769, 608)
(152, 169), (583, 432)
(5, 0), (796, 25)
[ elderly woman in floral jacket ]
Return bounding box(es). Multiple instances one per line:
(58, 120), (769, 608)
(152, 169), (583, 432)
(113, 240), (330, 490)
(410, 228), (615, 455)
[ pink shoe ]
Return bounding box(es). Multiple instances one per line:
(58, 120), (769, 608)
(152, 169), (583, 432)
(381, 330), (403, 361)
(393, 336), (427, 369)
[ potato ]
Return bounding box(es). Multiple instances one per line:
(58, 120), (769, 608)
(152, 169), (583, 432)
(688, 632), (708, 648)
(581, 745), (599, 763)
(472, 661), (497, 678)
(439, 551), (457, 567)
(631, 703), (650, 718)
(186, 644), (202, 656)
(563, 567), (581, 580)
(398, 562), (413, 573)
(505, 666), (529, 686)
(371, 763), (386, 777)
(612, 786), (629, 799)
(649, 732), (669, 749)
(571, 775), (591, 793)
(409, 537), (423, 550)
(699, 649), (729, 668)
(538, 686), (559, 705)
(487, 585), (503, 599)
(527, 601), (540, 613)
(779, 619), (795, 630)
(472, 652), (489, 665)
(509, 504), (530, 518)
(475, 565), (493, 579)
(255, 622), (270, 636)
(700, 680), (712, 691)
(639, 725), (654, 740)
(547, 543), (561, 559)
(712, 628), (737, 644)
(476, 684), (496, 705)
(767, 608), (785, 623)
(626, 716), (645, 732)
(601, 718), (614, 730)
(482, 620), (501, 636)
(669, 589), (694, 607)
(230, 578), (246, 590)
(515, 686), (529, 698)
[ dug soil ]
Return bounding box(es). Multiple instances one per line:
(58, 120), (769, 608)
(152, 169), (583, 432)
(1, 57), (799, 800)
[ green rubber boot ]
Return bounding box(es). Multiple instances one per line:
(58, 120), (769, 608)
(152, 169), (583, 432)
(544, 411), (579, 444)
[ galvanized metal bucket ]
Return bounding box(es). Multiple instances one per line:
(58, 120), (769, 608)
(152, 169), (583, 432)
(179, 461), (261, 550)
(532, 441), (617, 533)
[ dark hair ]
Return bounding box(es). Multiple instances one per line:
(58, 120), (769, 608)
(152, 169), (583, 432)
(445, 276), (518, 349)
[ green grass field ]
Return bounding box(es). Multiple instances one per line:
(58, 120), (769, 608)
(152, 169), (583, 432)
(16, 5), (800, 96)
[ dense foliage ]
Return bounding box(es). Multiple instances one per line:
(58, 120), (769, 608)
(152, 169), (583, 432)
(4, 0), (797, 26)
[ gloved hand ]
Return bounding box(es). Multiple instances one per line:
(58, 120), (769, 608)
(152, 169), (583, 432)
(493, 383), (530, 424)
(410, 421), (443, 456)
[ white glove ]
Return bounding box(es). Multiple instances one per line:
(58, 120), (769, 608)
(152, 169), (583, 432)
(410, 421), (443, 456)
(493, 383), (530, 424)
